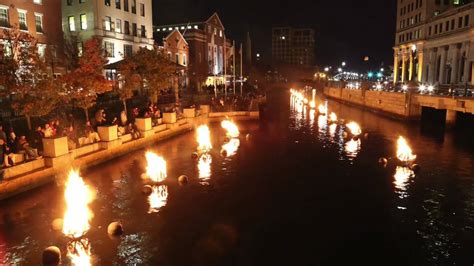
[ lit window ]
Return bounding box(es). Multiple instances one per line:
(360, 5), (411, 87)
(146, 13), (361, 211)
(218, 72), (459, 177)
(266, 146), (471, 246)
(18, 10), (27, 31)
(187, 25), (191, 29)
(0, 7), (8, 28)
(115, 19), (121, 33)
(219, 30), (222, 37)
(115, 0), (120, 9)
(176, 53), (179, 64)
(104, 16), (112, 31)
(68, 16), (75, 31)
(80, 14), (87, 30)
(182, 54), (186, 66)
(104, 41), (114, 57)
(35, 13), (43, 33)
(33, 0), (42, 4)
(38, 44), (46, 58)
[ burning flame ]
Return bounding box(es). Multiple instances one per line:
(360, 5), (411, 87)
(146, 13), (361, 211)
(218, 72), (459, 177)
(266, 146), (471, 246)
(346, 122), (362, 136)
(221, 120), (240, 138)
(222, 138), (240, 157)
(397, 136), (417, 163)
(148, 185), (168, 213)
(318, 104), (327, 115)
(68, 239), (91, 266)
(145, 152), (167, 182)
(62, 170), (94, 239)
(197, 125), (212, 153)
(309, 101), (316, 109)
(329, 112), (338, 123)
(198, 154), (212, 181)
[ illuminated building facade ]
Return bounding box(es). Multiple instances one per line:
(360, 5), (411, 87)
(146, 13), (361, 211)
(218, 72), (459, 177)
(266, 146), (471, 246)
(394, 0), (474, 85)
(0, 0), (63, 75)
(272, 26), (315, 66)
(154, 13), (234, 90)
(62, 0), (154, 67)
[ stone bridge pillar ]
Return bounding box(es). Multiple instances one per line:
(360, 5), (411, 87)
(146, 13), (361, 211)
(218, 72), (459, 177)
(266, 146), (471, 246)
(446, 110), (457, 128)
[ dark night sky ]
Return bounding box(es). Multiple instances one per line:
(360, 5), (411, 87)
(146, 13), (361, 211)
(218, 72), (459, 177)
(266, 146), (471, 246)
(152, 0), (397, 70)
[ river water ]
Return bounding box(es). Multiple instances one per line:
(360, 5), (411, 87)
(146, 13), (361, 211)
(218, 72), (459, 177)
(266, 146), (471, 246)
(0, 89), (473, 265)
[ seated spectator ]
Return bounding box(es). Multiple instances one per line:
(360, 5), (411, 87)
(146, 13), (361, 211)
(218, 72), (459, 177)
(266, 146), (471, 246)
(0, 139), (14, 167)
(84, 121), (101, 145)
(0, 125), (6, 142)
(126, 123), (141, 140)
(31, 126), (44, 153)
(120, 110), (128, 126)
(95, 109), (107, 127)
(43, 123), (54, 138)
(66, 126), (77, 150)
(7, 131), (17, 154)
(16, 136), (39, 160)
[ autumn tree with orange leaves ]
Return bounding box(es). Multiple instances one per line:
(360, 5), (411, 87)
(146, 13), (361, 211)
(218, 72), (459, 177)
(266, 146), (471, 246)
(0, 25), (60, 130)
(61, 37), (112, 121)
(117, 57), (141, 114)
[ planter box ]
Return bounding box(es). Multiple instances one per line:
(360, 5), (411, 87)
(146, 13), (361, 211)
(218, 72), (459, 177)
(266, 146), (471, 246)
(163, 112), (177, 124)
(42, 137), (69, 158)
(98, 125), (118, 142)
(135, 118), (152, 132)
(200, 105), (210, 114)
(183, 108), (196, 118)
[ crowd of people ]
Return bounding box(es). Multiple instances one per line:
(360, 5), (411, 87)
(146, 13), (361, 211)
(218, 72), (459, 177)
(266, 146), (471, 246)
(0, 93), (264, 175)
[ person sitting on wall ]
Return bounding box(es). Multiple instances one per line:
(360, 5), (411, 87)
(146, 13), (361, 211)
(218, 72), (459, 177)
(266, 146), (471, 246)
(7, 130), (17, 154)
(0, 139), (14, 167)
(84, 121), (101, 145)
(16, 136), (39, 160)
(65, 126), (78, 150)
(31, 126), (44, 153)
(126, 123), (141, 140)
(0, 125), (7, 142)
(43, 123), (54, 138)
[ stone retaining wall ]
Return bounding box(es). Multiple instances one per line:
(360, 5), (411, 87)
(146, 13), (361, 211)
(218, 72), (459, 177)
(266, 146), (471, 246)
(0, 111), (261, 200)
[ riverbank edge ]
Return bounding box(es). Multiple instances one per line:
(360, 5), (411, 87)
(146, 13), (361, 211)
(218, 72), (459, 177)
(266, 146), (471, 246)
(322, 87), (420, 121)
(0, 112), (260, 201)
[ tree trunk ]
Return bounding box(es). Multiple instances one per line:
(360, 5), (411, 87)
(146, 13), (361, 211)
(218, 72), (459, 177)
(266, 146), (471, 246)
(25, 115), (32, 131)
(122, 99), (128, 114)
(84, 108), (89, 122)
(174, 79), (179, 105)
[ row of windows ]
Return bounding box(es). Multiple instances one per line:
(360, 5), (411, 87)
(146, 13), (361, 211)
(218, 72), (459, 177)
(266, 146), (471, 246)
(400, 0), (423, 16)
(167, 52), (187, 66)
(103, 0), (144, 16)
(67, 15), (147, 37)
(0, 7), (43, 33)
(400, 13), (422, 29)
(398, 28), (422, 43)
(428, 14), (470, 36)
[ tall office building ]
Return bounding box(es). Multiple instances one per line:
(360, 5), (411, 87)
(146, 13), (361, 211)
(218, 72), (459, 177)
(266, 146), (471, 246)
(394, 0), (474, 85)
(272, 26), (315, 66)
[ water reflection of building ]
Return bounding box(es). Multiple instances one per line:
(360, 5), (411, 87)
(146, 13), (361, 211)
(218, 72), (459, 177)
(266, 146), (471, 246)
(394, 0), (474, 85)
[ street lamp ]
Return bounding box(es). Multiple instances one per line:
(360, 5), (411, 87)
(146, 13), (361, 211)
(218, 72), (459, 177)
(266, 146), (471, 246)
(324, 67), (329, 72)
(338, 68), (342, 72)
(341, 62), (346, 67)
